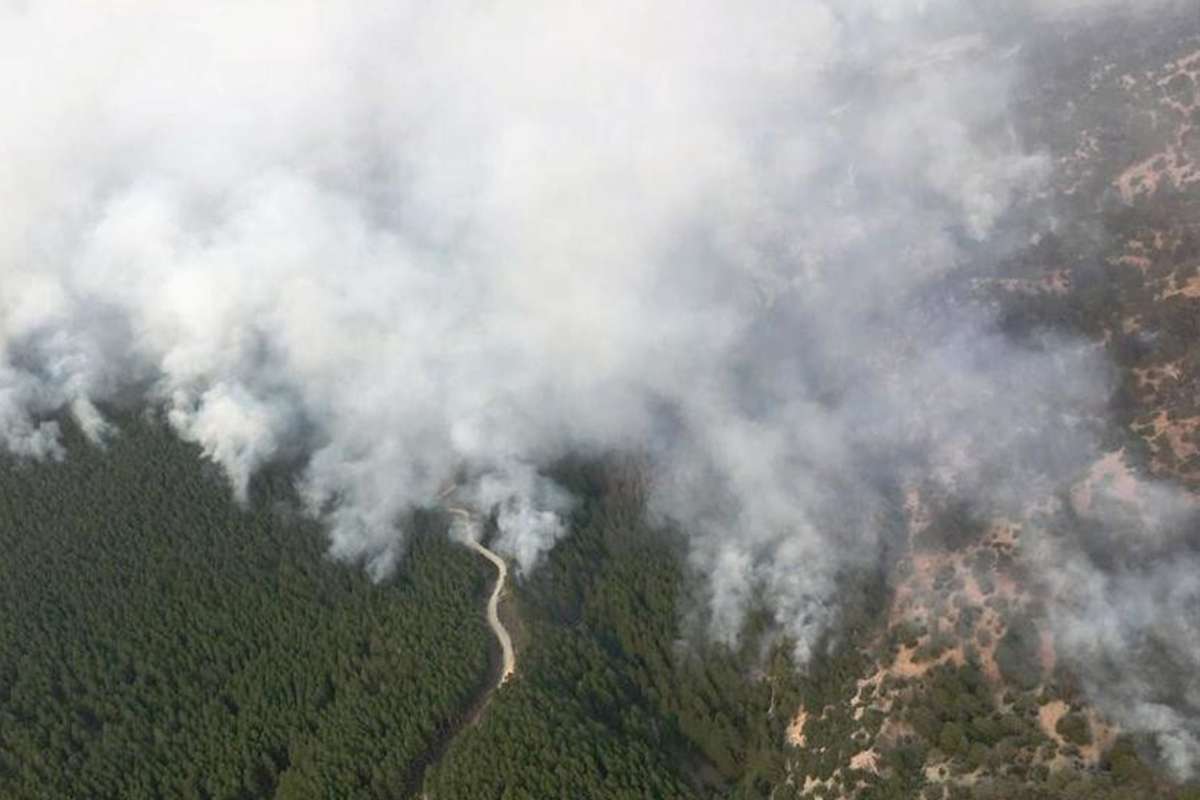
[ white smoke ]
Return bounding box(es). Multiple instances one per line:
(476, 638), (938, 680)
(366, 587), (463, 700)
(2, 1), (1196, 765)
(0, 0), (1084, 635)
(1028, 466), (1200, 779)
(469, 463), (574, 576)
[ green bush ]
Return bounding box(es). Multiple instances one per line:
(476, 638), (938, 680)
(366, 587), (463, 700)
(1055, 713), (1092, 747)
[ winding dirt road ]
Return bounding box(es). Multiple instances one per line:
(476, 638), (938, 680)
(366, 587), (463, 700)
(464, 537), (515, 684)
(447, 507), (516, 687)
(405, 505), (516, 799)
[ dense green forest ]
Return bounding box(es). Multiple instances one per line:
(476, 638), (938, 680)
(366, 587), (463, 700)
(426, 461), (805, 799)
(2, 419), (1197, 799)
(0, 415), (491, 799)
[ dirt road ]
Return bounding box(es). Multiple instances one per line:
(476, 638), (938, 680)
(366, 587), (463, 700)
(447, 507), (516, 686)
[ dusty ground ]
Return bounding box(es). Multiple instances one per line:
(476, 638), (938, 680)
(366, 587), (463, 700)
(1037, 700), (1118, 769)
(786, 708), (809, 748)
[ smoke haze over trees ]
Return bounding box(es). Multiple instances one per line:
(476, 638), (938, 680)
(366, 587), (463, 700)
(2, 0), (1199, 780)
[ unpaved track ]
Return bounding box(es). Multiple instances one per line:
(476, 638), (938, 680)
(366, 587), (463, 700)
(447, 507), (516, 687)
(406, 502), (518, 799)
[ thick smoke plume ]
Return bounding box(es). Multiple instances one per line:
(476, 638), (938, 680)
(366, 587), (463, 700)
(1, 0), (1196, 775)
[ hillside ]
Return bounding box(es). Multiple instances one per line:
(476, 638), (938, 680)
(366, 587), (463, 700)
(2, 5), (1200, 800)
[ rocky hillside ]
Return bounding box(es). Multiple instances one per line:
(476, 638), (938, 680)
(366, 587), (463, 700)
(777, 11), (1200, 800)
